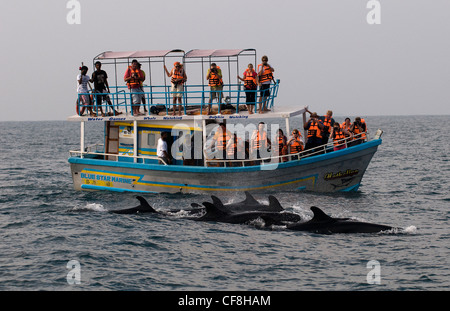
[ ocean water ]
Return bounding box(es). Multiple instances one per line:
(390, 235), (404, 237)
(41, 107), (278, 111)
(0, 115), (449, 291)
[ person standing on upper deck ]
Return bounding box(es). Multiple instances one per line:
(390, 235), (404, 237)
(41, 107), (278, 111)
(257, 55), (276, 114)
(90, 61), (121, 116)
(206, 63), (224, 115)
(77, 66), (96, 117)
(164, 62), (187, 116)
(124, 59), (145, 116)
(237, 63), (258, 114)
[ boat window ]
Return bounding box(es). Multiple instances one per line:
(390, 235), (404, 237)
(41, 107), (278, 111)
(147, 133), (156, 147)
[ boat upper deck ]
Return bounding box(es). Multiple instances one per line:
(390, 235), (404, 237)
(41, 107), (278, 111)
(71, 48), (288, 122)
(67, 107), (308, 122)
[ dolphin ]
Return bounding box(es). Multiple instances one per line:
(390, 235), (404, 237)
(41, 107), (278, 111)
(209, 192), (284, 213)
(281, 206), (396, 234)
(193, 202), (301, 225)
(110, 196), (158, 214)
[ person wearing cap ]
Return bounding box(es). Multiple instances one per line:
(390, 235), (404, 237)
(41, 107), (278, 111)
(77, 65), (96, 117)
(124, 59), (145, 116)
(303, 112), (324, 153)
(164, 62), (187, 116)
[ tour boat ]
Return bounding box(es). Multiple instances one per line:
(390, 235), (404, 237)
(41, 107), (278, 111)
(68, 49), (382, 194)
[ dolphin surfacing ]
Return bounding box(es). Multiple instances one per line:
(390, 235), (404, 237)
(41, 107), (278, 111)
(286, 206), (395, 234)
(111, 196), (157, 214)
(195, 202), (301, 225)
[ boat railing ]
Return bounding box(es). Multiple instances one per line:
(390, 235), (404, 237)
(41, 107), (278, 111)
(76, 81), (280, 116)
(204, 131), (372, 167)
(69, 149), (169, 165)
(69, 131), (374, 168)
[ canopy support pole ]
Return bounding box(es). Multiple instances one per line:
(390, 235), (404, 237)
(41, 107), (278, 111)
(80, 121), (85, 159)
(134, 120), (138, 163)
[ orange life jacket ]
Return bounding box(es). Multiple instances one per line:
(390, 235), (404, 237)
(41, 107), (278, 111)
(352, 121), (367, 140)
(253, 131), (268, 150)
(126, 67), (143, 89)
(258, 64), (273, 84)
(278, 135), (285, 153)
(227, 137), (243, 156)
(243, 69), (257, 89)
(208, 67), (223, 87)
(322, 116), (333, 134)
(171, 68), (185, 85)
(290, 137), (304, 154)
(215, 130), (230, 151)
(333, 129), (346, 146)
(307, 120), (323, 139)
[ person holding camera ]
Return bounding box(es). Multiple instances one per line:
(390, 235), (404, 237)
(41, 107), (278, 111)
(206, 63), (223, 115)
(124, 59), (145, 116)
(164, 62), (187, 116)
(349, 117), (367, 146)
(303, 112), (325, 153)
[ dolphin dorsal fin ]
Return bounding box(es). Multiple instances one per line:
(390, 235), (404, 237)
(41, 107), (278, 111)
(202, 202), (228, 217)
(211, 195), (228, 212)
(243, 191), (260, 205)
(268, 195), (284, 212)
(310, 206), (334, 222)
(136, 196), (157, 213)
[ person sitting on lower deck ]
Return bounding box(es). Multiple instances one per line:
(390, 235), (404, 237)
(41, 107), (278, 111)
(287, 129), (304, 160)
(157, 132), (172, 165)
(250, 122), (271, 165)
(226, 133), (245, 167)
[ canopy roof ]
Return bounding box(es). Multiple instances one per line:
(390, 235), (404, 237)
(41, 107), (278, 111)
(185, 49), (255, 58)
(95, 49), (185, 60)
(94, 49), (255, 60)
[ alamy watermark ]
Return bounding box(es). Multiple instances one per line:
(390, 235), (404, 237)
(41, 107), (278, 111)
(66, 0), (81, 25)
(66, 260), (81, 285)
(366, 260), (381, 284)
(367, 0), (381, 25)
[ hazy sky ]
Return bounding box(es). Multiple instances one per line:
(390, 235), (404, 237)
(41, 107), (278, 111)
(1, 0), (449, 121)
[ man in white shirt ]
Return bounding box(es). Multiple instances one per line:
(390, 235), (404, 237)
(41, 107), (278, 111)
(157, 132), (172, 164)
